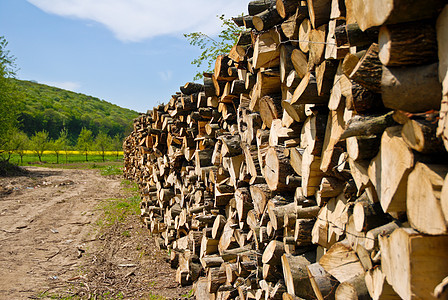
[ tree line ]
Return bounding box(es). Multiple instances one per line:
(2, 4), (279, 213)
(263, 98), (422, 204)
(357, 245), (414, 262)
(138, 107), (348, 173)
(2, 127), (123, 164)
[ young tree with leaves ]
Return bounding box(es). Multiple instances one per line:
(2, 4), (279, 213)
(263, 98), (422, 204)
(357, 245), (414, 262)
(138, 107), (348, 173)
(30, 130), (50, 162)
(11, 130), (29, 164)
(112, 134), (123, 160)
(52, 129), (69, 164)
(77, 128), (93, 162)
(57, 128), (70, 163)
(0, 36), (20, 153)
(1, 129), (28, 162)
(95, 131), (111, 162)
(184, 15), (242, 80)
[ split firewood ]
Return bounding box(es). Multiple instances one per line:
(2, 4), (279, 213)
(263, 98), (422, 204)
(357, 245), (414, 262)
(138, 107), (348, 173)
(368, 126), (414, 213)
(407, 163), (448, 235)
(379, 227), (448, 300)
(281, 253), (316, 298)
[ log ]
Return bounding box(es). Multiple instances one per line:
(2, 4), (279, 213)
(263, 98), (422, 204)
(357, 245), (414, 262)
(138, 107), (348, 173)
(407, 163), (448, 235)
(349, 43), (382, 93)
(351, 0), (445, 31)
(309, 25), (327, 67)
(281, 253), (316, 298)
(326, 20), (350, 60)
(207, 267), (226, 293)
(353, 194), (388, 232)
(365, 267), (401, 300)
(364, 221), (400, 251)
(335, 274), (370, 300)
(438, 5), (448, 95)
(381, 63), (442, 113)
(443, 175), (448, 225)
(282, 100), (306, 123)
(259, 94), (283, 128)
(253, 7), (284, 31)
(248, 0), (276, 16)
(345, 23), (379, 47)
(402, 118), (445, 154)
(368, 126), (414, 213)
(280, 44), (296, 84)
(282, 14), (301, 44)
(438, 95), (448, 151)
(301, 147), (324, 197)
(276, 0), (301, 18)
(319, 240), (365, 283)
(346, 135), (381, 161)
(262, 240), (285, 264)
(340, 111), (396, 140)
(320, 105), (345, 173)
(298, 18), (312, 53)
(180, 82), (203, 95)
(307, 262), (337, 300)
(316, 59), (338, 97)
(232, 15), (255, 29)
(265, 146), (295, 191)
(307, 0), (331, 29)
(253, 30), (281, 70)
(220, 134), (243, 158)
(291, 49), (309, 79)
(268, 202), (296, 230)
(378, 20), (437, 67)
(292, 72), (329, 105)
(294, 218), (315, 246)
(379, 227), (448, 300)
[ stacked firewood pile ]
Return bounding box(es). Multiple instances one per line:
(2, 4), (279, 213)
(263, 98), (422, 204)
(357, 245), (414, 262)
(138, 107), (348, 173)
(123, 1), (448, 299)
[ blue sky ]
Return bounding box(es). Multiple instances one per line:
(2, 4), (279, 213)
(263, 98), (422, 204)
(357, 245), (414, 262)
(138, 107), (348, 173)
(0, 0), (247, 112)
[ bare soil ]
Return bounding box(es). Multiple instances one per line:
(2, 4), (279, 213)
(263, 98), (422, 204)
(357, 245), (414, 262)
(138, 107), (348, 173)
(0, 167), (191, 299)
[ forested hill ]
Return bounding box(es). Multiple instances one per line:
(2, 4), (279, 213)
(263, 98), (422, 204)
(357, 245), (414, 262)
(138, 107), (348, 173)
(13, 79), (139, 142)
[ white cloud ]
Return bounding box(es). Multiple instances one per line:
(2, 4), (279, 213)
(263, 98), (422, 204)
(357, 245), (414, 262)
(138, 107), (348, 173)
(159, 70), (173, 81)
(41, 80), (81, 91)
(27, 0), (247, 42)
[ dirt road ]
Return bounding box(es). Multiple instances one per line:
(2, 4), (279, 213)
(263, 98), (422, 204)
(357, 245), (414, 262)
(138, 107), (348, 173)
(0, 167), (189, 299)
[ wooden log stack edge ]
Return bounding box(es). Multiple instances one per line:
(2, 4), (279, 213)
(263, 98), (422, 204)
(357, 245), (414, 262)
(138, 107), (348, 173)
(123, 1), (448, 299)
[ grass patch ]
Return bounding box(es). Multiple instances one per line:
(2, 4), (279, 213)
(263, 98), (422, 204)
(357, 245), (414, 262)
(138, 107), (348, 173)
(181, 289), (195, 298)
(145, 293), (166, 300)
(99, 165), (123, 176)
(97, 196), (140, 227)
(96, 180), (140, 228)
(5, 152), (123, 166)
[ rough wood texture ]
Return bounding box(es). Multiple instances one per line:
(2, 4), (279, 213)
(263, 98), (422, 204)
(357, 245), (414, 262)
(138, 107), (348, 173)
(402, 118), (445, 153)
(368, 126), (414, 213)
(253, 7), (284, 31)
(379, 20), (437, 67)
(307, 0), (331, 29)
(319, 240), (365, 283)
(350, 43), (382, 93)
(379, 227), (448, 300)
(306, 262), (337, 300)
(407, 163), (448, 235)
(438, 5), (448, 95)
(335, 274), (370, 300)
(381, 63), (442, 113)
(265, 146), (295, 191)
(253, 30), (281, 70)
(351, 0), (445, 31)
(281, 253), (316, 298)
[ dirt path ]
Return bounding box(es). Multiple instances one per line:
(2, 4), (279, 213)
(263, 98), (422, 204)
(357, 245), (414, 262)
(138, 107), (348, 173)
(0, 167), (190, 299)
